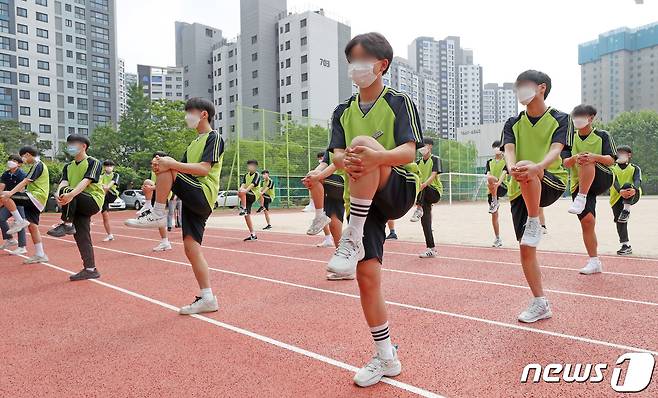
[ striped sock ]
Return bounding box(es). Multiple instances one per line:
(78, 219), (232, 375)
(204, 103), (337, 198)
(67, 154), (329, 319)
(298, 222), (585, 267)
(370, 322), (394, 360)
(348, 197), (371, 239)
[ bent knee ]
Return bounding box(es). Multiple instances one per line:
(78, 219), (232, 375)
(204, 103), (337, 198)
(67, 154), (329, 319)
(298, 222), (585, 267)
(515, 160), (535, 168)
(350, 135), (380, 149)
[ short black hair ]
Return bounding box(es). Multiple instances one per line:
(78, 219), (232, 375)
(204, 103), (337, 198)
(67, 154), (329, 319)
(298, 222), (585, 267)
(8, 154), (23, 163)
(246, 159), (258, 166)
(492, 140), (502, 148)
(184, 97), (215, 120)
(67, 134), (91, 149)
(262, 169), (269, 174)
(617, 145), (632, 154)
(572, 104), (597, 117)
(345, 32), (393, 75)
(316, 151), (325, 159)
(516, 70), (552, 99)
(423, 138), (434, 146)
(19, 145), (38, 156)
(153, 151), (168, 158)
(103, 159), (115, 166)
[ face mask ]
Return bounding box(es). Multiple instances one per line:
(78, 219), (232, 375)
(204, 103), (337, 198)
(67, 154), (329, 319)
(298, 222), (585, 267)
(517, 86), (537, 106)
(66, 145), (81, 156)
(419, 147), (430, 156)
(617, 154), (629, 164)
(348, 62), (378, 88)
(105, 167), (113, 173)
(185, 113), (201, 129)
(573, 117), (589, 129)
(493, 148), (502, 156)
(21, 156), (28, 164)
(7, 161), (18, 169)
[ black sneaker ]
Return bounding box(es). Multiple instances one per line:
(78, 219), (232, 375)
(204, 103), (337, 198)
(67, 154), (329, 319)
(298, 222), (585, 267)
(262, 224), (272, 230)
(385, 231), (398, 240)
(243, 234), (257, 241)
(69, 268), (100, 281)
(47, 223), (76, 237)
(238, 207), (247, 216)
(167, 227), (172, 232)
(617, 244), (633, 256)
(256, 206), (265, 213)
(618, 209), (630, 224)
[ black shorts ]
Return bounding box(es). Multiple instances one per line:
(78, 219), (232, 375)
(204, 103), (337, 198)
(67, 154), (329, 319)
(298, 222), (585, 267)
(323, 175), (345, 223)
(244, 192), (256, 215)
(102, 192), (118, 213)
(172, 173), (213, 244)
(510, 171), (565, 241)
(10, 192), (41, 225)
(571, 166), (613, 220)
(416, 186), (441, 206)
(487, 184), (508, 204)
(261, 195), (271, 211)
(612, 189), (641, 223)
(363, 167), (417, 263)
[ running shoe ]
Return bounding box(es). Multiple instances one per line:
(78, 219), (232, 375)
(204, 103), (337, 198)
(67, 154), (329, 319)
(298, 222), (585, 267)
(307, 214), (330, 235)
(243, 234), (258, 242)
(152, 241), (172, 252)
(617, 244), (633, 256)
(419, 248), (437, 258)
(518, 297), (552, 323)
(23, 254), (49, 264)
(353, 346), (402, 387)
(568, 195), (587, 215)
(262, 224), (272, 230)
(47, 223), (76, 237)
(7, 219), (30, 235)
(125, 211), (166, 229)
(492, 237), (503, 248)
(385, 231), (398, 240)
(326, 272), (356, 281)
(69, 268), (100, 281)
(9, 247), (27, 255)
(617, 209), (630, 223)
(488, 200), (499, 214)
(316, 237), (334, 248)
(520, 218), (542, 247)
(579, 258), (602, 275)
(0, 239), (18, 250)
(179, 296), (219, 315)
(409, 207), (423, 222)
(102, 234), (115, 242)
(327, 226), (364, 276)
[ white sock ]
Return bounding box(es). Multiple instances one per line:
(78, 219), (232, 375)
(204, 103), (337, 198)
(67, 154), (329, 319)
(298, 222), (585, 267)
(161, 238), (169, 244)
(533, 296), (547, 305)
(64, 222), (73, 227)
(143, 201), (153, 210)
(491, 196), (498, 204)
(623, 203), (631, 211)
(35, 242), (45, 257)
(315, 208), (324, 217)
(200, 288), (213, 300)
(577, 193), (587, 198)
(10, 210), (24, 223)
(153, 202), (166, 217)
(85, 267), (96, 271)
(621, 241), (629, 246)
(527, 216), (540, 224)
(348, 197), (372, 238)
(370, 322), (394, 360)
(590, 256), (599, 261)
(324, 235), (332, 241)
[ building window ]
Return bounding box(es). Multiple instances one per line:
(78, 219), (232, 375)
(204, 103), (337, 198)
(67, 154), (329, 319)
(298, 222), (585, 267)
(285, 40), (290, 50)
(20, 106), (31, 116)
(286, 93), (291, 103)
(302, 109), (308, 117)
(301, 73), (308, 82)
(229, 110), (234, 118)
(301, 37), (307, 46)
(39, 124), (51, 135)
(17, 7), (28, 17)
(251, 53), (258, 62)
(39, 108), (51, 118)
(0, 104), (11, 118)
(37, 60), (50, 70)
(252, 70), (258, 79)
(205, 28), (214, 37)
(285, 22), (290, 33)
(0, 53), (10, 67)
(19, 90), (30, 99)
(301, 55), (307, 64)
(38, 76), (50, 86)
(301, 91), (308, 100)
(286, 76), (291, 86)
(18, 41), (28, 50)
(300, 18), (307, 28)
(37, 44), (49, 54)
(38, 92), (50, 102)
(251, 35), (257, 44)
(19, 73), (29, 83)
(36, 12), (48, 22)
(17, 24), (29, 34)
(286, 58), (291, 68)
(252, 87), (258, 96)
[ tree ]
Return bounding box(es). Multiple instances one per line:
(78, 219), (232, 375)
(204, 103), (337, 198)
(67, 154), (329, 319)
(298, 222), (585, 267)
(0, 120), (39, 155)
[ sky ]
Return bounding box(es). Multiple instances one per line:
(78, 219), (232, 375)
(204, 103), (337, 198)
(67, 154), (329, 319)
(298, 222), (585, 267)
(116, 0), (658, 111)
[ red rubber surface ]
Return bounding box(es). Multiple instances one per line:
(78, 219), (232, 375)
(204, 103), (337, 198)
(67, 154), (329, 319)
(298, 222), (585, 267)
(1, 211), (656, 397)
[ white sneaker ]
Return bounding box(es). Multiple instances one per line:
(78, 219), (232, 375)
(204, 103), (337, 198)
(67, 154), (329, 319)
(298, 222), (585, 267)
(518, 298), (552, 323)
(520, 218), (542, 247)
(7, 219), (30, 235)
(0, 239), (18, 250)
(353, 347), (402, 387)
(23, 254), (49, 264)
(327, 226), (364, 276)
(102, 234), (114, 242)
(542, 225), (548, 235)
(488, 200), (500, 214)
(419, 248), (437, 258)
(10, 247), (27, 255)
(316, 237), (334, 248)
(179, 296), (219, 315)
(326, 272), (355, 281)
(152, 241), (172, 252)
(579, 258), (602, 275)
(568, 195), (587, 215)
(492, 237), (503, 248)
(124, 211), (166, 229)
(307, 214), (330, 235)
(136, 205), (151, 216)
(410, 207), (423, 222)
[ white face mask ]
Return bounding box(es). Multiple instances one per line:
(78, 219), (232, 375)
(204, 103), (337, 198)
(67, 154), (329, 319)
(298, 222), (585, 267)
(617, 154), (629, 164)
(419, 147), (430, 156)
(348, 62), (378, 88)
(185, 113), (201, 129)
(517, 86), (537, 106)
(7, 160), (18, 169)
(493, 148), (502, 156)
(573, 117), (589, 129)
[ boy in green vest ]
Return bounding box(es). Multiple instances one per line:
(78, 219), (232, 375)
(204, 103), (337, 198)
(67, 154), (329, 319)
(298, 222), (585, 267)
(100, 159), (120, 242)
(486, 140), (508, 248)
(410, 138), (442, 258)
(47, 135), (104, 281)
(328, 32), (423, 387)
(502, 70), (572, 323)
(1, 145), (49, 264)
(257, 170), (274, 230)
(238, 160), (261, 241)
(610, 145), (642, 255)
(125, 98), (224, 315)
(563, 105), (616, 274)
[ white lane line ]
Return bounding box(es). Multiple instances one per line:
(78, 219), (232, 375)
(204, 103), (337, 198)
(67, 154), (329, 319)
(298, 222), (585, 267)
(84, 230), (658, 308)
(39, 236), (658, 356)
(5, 250), (444, 398)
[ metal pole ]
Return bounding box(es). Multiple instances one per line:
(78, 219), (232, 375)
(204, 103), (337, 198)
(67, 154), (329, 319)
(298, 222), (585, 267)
(307, 116), (311, 172)
(236, 105), (241, 180)
(449, 173), (453, 205)
(285, 116), (290, 208)
(261, 109), (266, 169)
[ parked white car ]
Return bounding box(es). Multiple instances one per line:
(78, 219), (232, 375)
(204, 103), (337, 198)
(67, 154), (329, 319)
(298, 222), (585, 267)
(108, 197), (127, 210)
(215, 190), (239, 209)
(120, 189), (146, 210)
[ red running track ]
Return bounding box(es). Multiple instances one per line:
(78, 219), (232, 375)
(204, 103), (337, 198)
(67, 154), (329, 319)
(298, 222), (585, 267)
(1, 211), (656, 397)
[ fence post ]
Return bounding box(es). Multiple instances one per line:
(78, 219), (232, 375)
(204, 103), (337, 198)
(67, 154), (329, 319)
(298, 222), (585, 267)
(285, 116), (291, 208)
(449, 173), (453, 205)
(307, 116), (311, 172)
(236, 105), (241, 182)
(261, 108), (266, 169)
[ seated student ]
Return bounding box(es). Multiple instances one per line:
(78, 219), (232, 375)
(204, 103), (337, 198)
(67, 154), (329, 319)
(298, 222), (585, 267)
(100, 160), (120, 242)
(0, 155), (28, 255)
(563, 104), (616, 274)
(485, 140), (508, 248)
(237, 160), (261, 241)
(125, 97), (224, 315)
(327, 32), (423, 387)
(47, 135), (104, 281)
(410, 138), (442, 258)
(610, 145), (642, 256)
(257, 170), (274, 230)
(1, 146), (49, 264)
(139, 151), (172, 252)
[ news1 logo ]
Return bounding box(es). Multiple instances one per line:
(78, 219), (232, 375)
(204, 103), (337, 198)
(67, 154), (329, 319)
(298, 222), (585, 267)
(521, 352), (655, 393)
